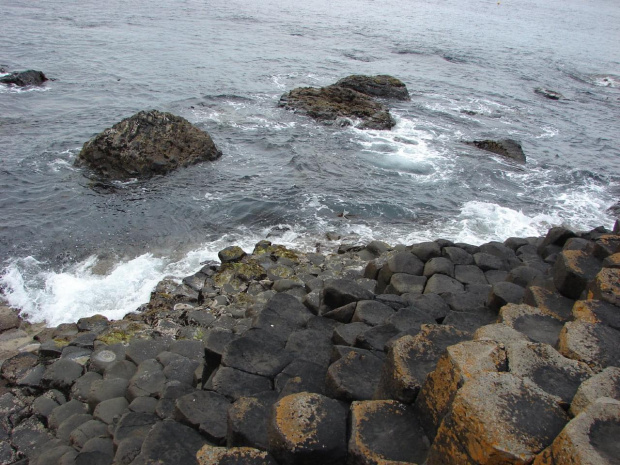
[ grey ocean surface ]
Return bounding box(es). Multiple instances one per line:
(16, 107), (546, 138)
(1, 0), (619, 324)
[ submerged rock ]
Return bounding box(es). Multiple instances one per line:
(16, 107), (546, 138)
(534, 88), (564, 100)
(75, 110), (222, 179)
(0, 70), (48, 87)
(465, 139), (527, 164)
(335, 74), (410, 100)
(279, 85), (396, 130)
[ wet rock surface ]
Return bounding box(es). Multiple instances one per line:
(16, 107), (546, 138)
(75, 110), (222, 179)
(1, 225), (619, 464)
(0, 70), (48, 87)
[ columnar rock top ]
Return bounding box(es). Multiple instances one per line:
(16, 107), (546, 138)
(1, 223), (619, 464)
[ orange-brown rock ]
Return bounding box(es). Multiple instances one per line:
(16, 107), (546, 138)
(473, 323), (531, 345)
(374, 325), (469, 403)
(349, 400), (429, 465)
(532, 397), (620, 465)
(268, 392), (347, 464)
(558, 320), (620, 371)
(570, 367), (620, 417)
(523, 286), (574, 321)
(593, 234), (620, 259)
(588, 268), (620, 306)
(197, 445), (278, 464)
(426, 372), (569, 465)
(572, 299), (620, 331)
(414, 340), (507, 439)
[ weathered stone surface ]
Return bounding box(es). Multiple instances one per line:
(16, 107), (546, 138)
(349, 400), (430, 465)
(90, 344), (126, 373)
(175, 390), (231, 443)
(588, 267), (620, 306)
(104, 359), (137, 380)
(533, 398), (620, 465)
(322, 302), (356, 323)
(410, 242), (442, 262)
(534, 87), (564, 100)
(374, 325), (470, 403)
(127, 359), (166, 400)
(69, 419), (109, 449)
(406, 293), (450, 321)
(572, 299), (620, 331)
(93, 396), (129, 424)
(162, 356), (199, 385)
(0, 306), (20, 332)
(387, 273), (427, 295)
(427, 372), (569, 465)
(128, 396), (158, 414)
(57, 413), (93, 441)
(41, 358), (84, 390)
(442, 310), (497, 335)
(570, 367), (620, 416)
(125, 339), (170, 365)
(593, 234), (620, 259)
(424, 274), (464, 295)
(538, 227), (577, 253)
(558, 320), (620, 370)
(222, 331), (293, 378)
(488, 281), (525, 310)
(507, 266), (544, 288)
(355, 324), (401, 352)
(208, 366), (272, 400)
(0, 70), (47, 86)
(332, 322), (371, 346)
(323, 279), (375, 309)
(48, 399), (89, 431)
(131, 419), (208, 465)
(113, 412), (159, 446)
(507, 341), (593, 407)
(473, 323), (531, 345)
(1, 352), (39, 384)
(553, 250), (602, 299)
(499, 304), (564, 346)
(75, 110), (222, 179)
(10, 416), (53, 458)
(279, 85), (396, 130)
(524, 285), (575, 321)
(474, 252), (505, 272)
(268, 392), (347, 465)
(351, 300), (394, 327)
(442, 289), (489, 312)
(414, 340), (507, 439)
(442, 247), (474, 265)
(219, 246), (247, 264)
(386, 307), (435, 332)
(465, 139), (526, 163)
(253, 294), (313, 339)
(227, 391), (278, 450)
(197, 445), (278, 465)
(454, 264), (487, 285)
(335, 75), (410, 100)
(71, 371), (103, 402)
(424, 257), (455, 278)
(325, 349), (384, 401)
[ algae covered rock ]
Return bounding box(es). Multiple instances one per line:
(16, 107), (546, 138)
(465, 139), (526, 164)
(75, 110), (222, 179)
(335, 74), (410, 100)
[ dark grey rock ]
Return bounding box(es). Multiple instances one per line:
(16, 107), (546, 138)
(285, 328), (333, 367)
(442, 247), (474, 265)
(351, 300), (395, 327)
(222, 331), (292, 378)
(163, 357), (199, 385)
(127, 359), (166, 400)
(71, 371), (103, 402)
(69, 419), (109, 449)
(405, 293), (451, 321)
(386, 273), (427, 295)
(454, 264), (488, 285)
(57, 413), (93, 441)
(90, 344), (126, 373)
(131, 419), (208, 465)
(103, 359), (137, 380)
(322, 279), (375, 309)
(442, 290), (489, 313)
(125, 339), (170, 365)
(88, 377), (130, 410)
(538, 227), (577, 254)
(356, 324), (401, 352)
(465, 139), (526, 163)
(0, 70), (47, 86)
(48, 399), (89, 431)
(335, 74), (410, 100)
(332, 322), (371, 346)
(322, 302), (357, 323)
(506, 266), (544, 287)
(93, 396), (129, 425)
(207, 366), (272, 400)
(410, 242), (442, 262)
(10, 416), (53, 458)
(374, 294), (407, 310)
(128, 396), (158, 414)
(386, 307), (435, 332)
(75, 110), (222, 179)
(114, 437), (145, 465)
(42, 358), (84, 390)
(275, 358), (328, 395)
(77, 315), (110, 334)
(553, 250), (602, 299)
(0, 352), (39, 384)
(423, 257), (454, 278)
(473, 252), (504, 271)
(325, 349), (384, 401)
(485, 270), (509, 284)
(442, 310), (497, 335)
(175, 390), (231, 443)
(113, 412), (159, 446)
(227, 391), (279, 450)
(488, 281), (525, 311)
(424, 274), (464, 295)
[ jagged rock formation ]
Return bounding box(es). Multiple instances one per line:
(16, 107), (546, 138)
(1, 224), (619, 464)
(0, 70), (48, 87)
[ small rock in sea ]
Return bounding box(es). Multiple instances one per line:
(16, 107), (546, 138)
(465, 138), (527, 164)
(335, 74), (410, 100)
(74, 110), (222, 179)
(535, 87), (564, 100)
(0, 70), (48, 87)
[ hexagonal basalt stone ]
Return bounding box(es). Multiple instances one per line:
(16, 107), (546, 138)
(175, 390), (231, 443)
(125, 339), (170, 365)
(349, 400), (430, 465)
(588, 267), (620, 306)
(414, 340), (507, 439)
(222, 332), (293, 378)
(558, 320), (620, 370)
(524, 286), (575, 322)
(499, 304), (565, 347)
(207, 366), (272, 400)
(424, 274), (464, 296)
(113, 412), (159, 446)
(227, 391), (279, 450)
(268, 392), (347, 465)
(0, 352), (40, 384)
(197, 445), (278, 465)
(41, 358), (84, 390)
(488, 281), (525, 311)
(442, 246), (474, 265)
(410, 241), (442, 262)
(332, 322), (371, 346)
(572, 299), (620, 331)
(473, 323), (531, 346)
(533, 398), (620, 465)
(284, 328), (333, 367)
(323, 279), (375, 309)
(386, 273), (427, 295)
(132, 419), (209, 465)
(374, 325), (470, 403)
(454, 264), (487, 285)
(570, 367), (620, 416)
(351, 300), (395, 327)
(507, 341), (593, 407)
(69, 419), (109, 449)
(48, 399), (89, 431)
(10, 416), (54, 458)
(426, 372), (569, 465)
(218, 246), (247, 264)
(553, 250), (602, 299)
(127, 359), (166, 400)
(325, 349), (384, 401)
(93, 396), (129, 425)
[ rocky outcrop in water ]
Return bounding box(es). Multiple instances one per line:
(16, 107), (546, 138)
(75, 110), (222, 179)
(1, 224), (619, 464)
(0, 70), (48, 87)
(335, 75), (410, 101)
(535, 88), (565, 100)
(279, 75), (409, 130)
(465, 138), (527, 164)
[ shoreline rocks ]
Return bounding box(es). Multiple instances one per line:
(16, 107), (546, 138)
(75, 110), (222, 179)
(279, 75), (409, 130)
(1, 224), (619, 464)
(0, 70), (48, 87)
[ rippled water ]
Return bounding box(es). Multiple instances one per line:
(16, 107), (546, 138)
(1, 0), (619, 325)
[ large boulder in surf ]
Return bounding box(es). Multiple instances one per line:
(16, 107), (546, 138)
(465, 139), (526, 164)
(279, 85), (396, 130)
(0, 70), (48, 87)
(335, 75), (410, 100)
(75, 110), (222, 179)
